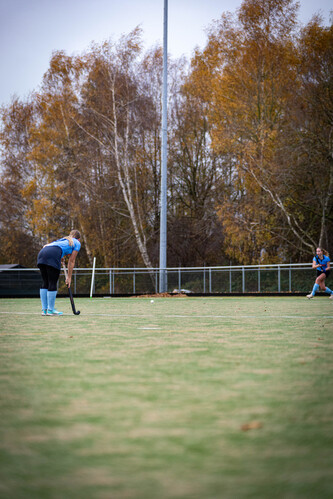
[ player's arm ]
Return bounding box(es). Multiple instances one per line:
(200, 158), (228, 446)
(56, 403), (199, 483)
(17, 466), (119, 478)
(66, 250), (79, 287)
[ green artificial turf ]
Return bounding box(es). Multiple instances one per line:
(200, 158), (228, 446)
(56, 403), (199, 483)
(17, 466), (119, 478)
(0, 296), (332, 498)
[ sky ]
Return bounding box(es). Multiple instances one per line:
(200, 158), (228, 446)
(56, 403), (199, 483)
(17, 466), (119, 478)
(0, 0), (332, 107)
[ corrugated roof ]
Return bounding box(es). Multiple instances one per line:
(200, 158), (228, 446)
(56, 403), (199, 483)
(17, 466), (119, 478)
(0, 264), (24, 271)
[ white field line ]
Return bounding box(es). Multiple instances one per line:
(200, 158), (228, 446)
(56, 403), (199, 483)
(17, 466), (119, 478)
(138, 327), (162, 330)
(0, 311), (333, 319)
(167, 314), (333, 319)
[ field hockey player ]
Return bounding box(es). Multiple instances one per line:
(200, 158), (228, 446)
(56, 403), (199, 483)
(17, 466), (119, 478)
(37, 230), (81, 315)
(306, 247), (333, 300)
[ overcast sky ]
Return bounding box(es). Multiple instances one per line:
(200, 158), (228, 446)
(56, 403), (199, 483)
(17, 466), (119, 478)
(0, 0), (332, 106)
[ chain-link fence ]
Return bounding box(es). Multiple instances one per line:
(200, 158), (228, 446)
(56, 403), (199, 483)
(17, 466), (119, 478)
(0, 263), (315, 297)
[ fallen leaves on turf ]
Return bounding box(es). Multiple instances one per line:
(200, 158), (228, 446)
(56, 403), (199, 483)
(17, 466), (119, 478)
(241, 421), (263, 431)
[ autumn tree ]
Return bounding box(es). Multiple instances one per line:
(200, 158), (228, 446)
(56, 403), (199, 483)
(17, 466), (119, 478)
(74, 29), (163, 269)
(186, 0), (332, 263)
(283, 18), (333, 252)
(10, 51), (93, 268)
(1, 30), (164, 269)
(167, 59), (225, 266)
(0, 98), (40, 265)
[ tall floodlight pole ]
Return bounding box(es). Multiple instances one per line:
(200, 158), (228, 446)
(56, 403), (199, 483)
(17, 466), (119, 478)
(159, 0), (168, 293)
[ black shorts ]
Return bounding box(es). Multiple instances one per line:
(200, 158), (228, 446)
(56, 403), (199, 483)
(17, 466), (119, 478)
(316, 269), (330, 278)
(37, 245), (62, 269)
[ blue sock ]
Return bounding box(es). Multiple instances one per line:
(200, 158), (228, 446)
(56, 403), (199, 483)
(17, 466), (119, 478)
(40, 289), (48, 310)
(325, 287), (333, 295)
(312, 283), (320, 296)
(47, 291), (57, 311)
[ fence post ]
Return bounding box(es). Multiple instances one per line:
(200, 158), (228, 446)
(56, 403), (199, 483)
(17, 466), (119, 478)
(209, 267), (212, 293)
(109, 269), (112, 295)
(133, 268), (136, 294)
(203, 267), (206, 294)
(229, 267), (232, 293)
(74, 270), (77, 294)
(258, 267), (260, 293)
(289, 266), (292, 292)
(242, 267), (245, 293)
(178, 267), (181, 291)
(90, 257), (96, 298)
(278, 265), (281, 292)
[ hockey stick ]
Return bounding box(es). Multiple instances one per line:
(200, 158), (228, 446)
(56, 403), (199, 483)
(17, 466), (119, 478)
(62, 262), (80, 315)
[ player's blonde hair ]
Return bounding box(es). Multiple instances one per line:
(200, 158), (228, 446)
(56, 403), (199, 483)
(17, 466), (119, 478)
(64, 230), (81, 247)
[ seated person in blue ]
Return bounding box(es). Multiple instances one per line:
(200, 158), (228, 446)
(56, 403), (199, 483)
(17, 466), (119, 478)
(307, 247), (333, 299)
(37, 230), (81, 315)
